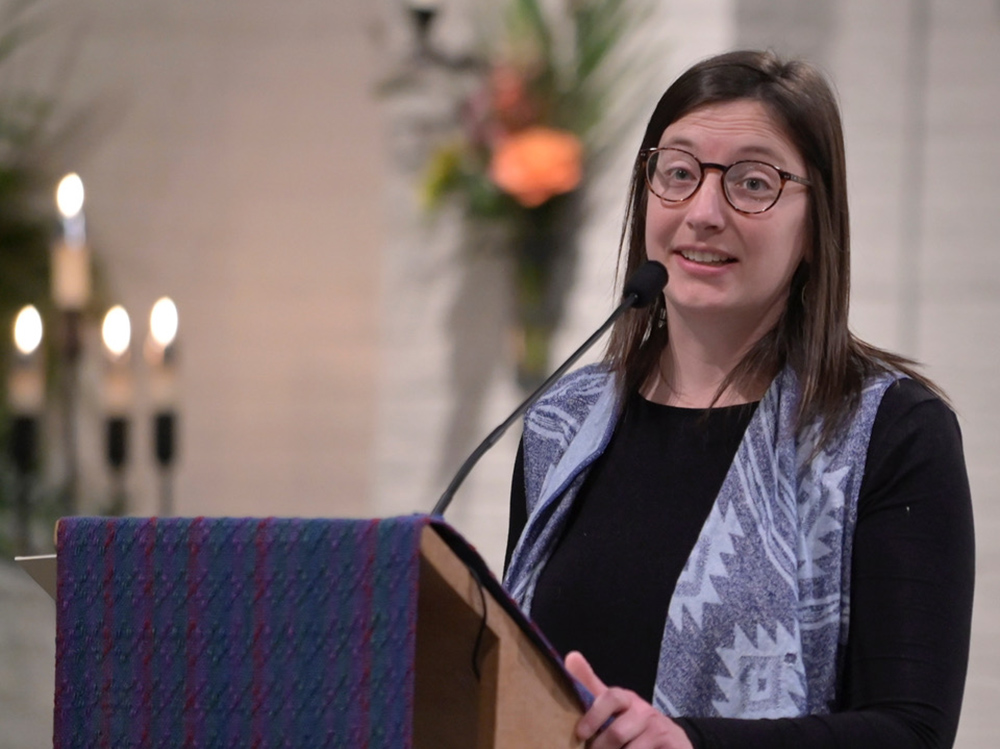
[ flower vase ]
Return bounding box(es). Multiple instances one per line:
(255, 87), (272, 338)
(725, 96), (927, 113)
(510, 200), (577, 391)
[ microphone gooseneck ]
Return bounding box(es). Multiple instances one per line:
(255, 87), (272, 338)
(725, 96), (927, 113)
(431, 260), (667, 517)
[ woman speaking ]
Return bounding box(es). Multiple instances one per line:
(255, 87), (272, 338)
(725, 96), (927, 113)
(503, 50), (974, 749)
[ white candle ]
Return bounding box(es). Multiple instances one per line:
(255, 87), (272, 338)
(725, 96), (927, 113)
(101, 305), (133, 415)
(8, 306), (45, 414)
(146, 297), (179, 409)
(53, 173), (91, 310)
(56, 173), (86, 246)
(52, 243), (91, 311)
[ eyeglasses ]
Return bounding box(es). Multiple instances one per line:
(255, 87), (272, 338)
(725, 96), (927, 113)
(642, 147), (811, 215)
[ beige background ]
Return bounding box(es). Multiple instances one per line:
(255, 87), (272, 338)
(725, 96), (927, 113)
(1, 0), (997, 746)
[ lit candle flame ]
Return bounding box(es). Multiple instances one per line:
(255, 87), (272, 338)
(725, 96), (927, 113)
(150, 297), (178, 348)
(56, 173), (85, 219)
(102, 306), (131, 358)
(13, 305), (43, 356)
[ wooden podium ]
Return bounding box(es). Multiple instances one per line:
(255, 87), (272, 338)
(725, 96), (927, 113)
(415, 525), (583, 748)
(29, 516), (585, 748)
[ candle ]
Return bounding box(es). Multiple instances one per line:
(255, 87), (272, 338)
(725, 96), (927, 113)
(8, 305), (44, 414)
(52, 173), (91, 311)
(146, 297), (179, 409)
(101, 305), (133, 475)
(101, 305), (133, 416)
(146, 298), (179, 512)
(148, 297), (178, 354)
(9, 306), (44, 551)
(56, 173), (86, 245)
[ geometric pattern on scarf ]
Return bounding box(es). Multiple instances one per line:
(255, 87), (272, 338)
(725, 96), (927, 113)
(504, 365), (896, 720)
(655, 369), (894, 718)
(55, 515), (429, 748)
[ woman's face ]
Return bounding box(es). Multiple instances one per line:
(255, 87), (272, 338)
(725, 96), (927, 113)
(645, 99), (810, 336)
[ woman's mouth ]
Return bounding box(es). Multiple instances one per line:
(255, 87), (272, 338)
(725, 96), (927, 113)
(677, 248), (736, 265)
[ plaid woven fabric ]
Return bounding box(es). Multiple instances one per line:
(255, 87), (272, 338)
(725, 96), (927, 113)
(55, 515), (428, 748)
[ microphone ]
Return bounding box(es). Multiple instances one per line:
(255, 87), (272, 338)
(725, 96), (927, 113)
(431, 260), (667, 516)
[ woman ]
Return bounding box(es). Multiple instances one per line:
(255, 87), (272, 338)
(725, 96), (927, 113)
(503, 51), (974, 748)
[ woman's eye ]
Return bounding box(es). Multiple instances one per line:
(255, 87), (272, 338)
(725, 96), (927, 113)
(665, 167), (697, 182)
(730, 164), (779, 195)
(733, 173), (776, 194)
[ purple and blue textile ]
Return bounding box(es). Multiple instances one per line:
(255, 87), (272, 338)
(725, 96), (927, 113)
(55, 515), (429, 748)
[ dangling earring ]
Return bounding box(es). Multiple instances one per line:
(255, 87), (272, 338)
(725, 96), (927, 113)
(793, 262), (810, 310)
(656, 295), (666, 329)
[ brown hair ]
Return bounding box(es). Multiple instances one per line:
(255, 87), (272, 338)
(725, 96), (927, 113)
(605, 49), (938, 443)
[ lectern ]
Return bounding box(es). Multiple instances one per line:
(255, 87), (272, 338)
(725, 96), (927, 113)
(42, 515), (586, 748)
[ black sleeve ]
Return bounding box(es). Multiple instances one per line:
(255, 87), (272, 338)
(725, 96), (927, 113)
(504, 439), (528, 575)
(676, 379), (975, 749)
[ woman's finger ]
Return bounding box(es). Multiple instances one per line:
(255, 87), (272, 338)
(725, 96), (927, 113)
(565, 650), (607, 695)
(586, 693), (644, 749)
(565, 651), (624, 739)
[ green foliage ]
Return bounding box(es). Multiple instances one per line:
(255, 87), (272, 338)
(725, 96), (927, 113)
(0, 0), (61, 555)
(502, 0), (644, 151)
(567, 0), (637, 145)
(0, 0), (56, 333)
(0, 0), (56, 385)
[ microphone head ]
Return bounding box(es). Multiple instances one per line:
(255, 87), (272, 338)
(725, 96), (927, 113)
(622, 260), (668, 308)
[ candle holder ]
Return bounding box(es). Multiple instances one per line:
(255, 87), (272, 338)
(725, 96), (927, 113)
(8, 305), (44, 555)
(147, 297), (179, 516)
(101, 305), (133, 515)
(409, 3), (437, 58)
(3, 173), (187, 540)
(53, 173), (91, 515)
(154, 410), (177, 516)
(405, 1), (480, 70)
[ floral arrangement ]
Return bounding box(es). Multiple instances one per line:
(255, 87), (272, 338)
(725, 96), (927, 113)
(423, 0), (635, 215)
(421, 0), (640, 387)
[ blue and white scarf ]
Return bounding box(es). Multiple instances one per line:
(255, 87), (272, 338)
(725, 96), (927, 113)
(503, 364), (897, 719)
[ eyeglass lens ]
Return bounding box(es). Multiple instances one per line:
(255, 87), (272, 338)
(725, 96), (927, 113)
(646, 148), (783, 213)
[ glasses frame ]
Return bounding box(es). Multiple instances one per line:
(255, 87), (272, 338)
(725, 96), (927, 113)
(642, 147), (812, 215)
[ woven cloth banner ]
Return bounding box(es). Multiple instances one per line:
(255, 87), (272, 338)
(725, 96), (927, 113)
(55, 515), (430, 748)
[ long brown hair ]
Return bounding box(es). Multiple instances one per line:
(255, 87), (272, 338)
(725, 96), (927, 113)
(605, 50), (938, 443)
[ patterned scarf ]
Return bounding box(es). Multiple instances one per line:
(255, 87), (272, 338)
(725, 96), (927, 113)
(504, 364), (896, 718)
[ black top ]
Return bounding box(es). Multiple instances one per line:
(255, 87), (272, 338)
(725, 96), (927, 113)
(504, 378), (974, 748)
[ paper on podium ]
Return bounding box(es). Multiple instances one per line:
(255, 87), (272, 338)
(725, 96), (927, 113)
(14, 554), (56, 599)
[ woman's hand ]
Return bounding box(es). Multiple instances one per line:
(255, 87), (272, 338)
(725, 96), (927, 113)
(565, 651), (693, 749)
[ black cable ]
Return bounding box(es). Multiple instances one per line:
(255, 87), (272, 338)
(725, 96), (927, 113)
(469, 566), (489, 682)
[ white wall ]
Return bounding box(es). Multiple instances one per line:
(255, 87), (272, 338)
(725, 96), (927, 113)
(13, 0), (385, 520)
(1, 1), (997, 746)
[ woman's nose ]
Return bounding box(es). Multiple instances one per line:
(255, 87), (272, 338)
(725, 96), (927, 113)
(684, 173), (728, 230)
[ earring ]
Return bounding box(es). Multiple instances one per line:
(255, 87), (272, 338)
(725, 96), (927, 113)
(656, 299), (666, 329)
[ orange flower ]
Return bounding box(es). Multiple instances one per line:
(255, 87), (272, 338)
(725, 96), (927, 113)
(489, 127), (583, 207)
